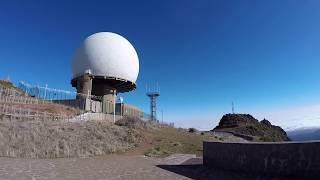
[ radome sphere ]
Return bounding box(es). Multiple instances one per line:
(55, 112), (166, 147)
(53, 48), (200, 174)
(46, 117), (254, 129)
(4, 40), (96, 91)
(72, 32), (139, 83)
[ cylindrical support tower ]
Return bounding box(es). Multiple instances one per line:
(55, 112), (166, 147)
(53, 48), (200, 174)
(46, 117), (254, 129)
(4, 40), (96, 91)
(102, 87), (117, 114)
(75, 73), (92, 97)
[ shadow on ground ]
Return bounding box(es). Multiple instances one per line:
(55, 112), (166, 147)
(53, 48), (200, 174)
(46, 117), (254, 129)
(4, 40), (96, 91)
(157, 158), (303, 180)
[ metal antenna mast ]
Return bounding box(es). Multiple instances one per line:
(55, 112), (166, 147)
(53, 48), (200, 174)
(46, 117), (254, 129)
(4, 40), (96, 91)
(232, 102), (235, 114)
(146, 85), (160, 121)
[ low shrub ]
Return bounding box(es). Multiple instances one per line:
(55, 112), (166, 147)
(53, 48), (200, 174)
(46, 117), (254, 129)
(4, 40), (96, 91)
(115, 116), (147, 129)
(188, 128), (198, 133)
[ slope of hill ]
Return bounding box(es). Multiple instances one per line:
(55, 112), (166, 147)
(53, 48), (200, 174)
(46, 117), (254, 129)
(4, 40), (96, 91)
(0, 80), (24, 94)
(213, 114), (290, 142)
(0, 115), (218, 158)
(1, 81), (217, 158)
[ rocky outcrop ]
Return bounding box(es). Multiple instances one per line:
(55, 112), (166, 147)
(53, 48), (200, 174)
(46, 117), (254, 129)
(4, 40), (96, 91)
(213, 114), (290, 142)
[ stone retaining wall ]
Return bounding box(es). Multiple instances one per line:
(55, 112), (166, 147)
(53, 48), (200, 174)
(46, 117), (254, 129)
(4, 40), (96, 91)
(203, 141), (320, 177)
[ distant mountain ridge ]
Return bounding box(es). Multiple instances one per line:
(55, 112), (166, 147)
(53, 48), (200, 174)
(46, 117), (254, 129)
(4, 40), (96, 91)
(287, 127), (320, 141)
(212, 114), (290, 142)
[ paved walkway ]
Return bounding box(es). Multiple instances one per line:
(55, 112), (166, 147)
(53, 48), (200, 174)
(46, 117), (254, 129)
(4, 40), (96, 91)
(0, 155), (197, 180)
(0, 154), (297, 180)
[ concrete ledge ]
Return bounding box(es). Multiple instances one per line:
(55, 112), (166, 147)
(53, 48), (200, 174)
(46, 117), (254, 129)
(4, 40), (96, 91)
(203, 141), (320, 177)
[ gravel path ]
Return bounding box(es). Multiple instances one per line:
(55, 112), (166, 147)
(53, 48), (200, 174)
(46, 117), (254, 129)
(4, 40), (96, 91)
(0, 154), (211, 180)
(0, 155), (186, 180)
(0, 154), (296, 180)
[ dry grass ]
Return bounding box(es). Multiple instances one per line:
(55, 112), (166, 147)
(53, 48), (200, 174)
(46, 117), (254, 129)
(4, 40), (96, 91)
(1, 84), (213, 159)
(0, 80), (24, 95)
(0, 117), (141, 158)
(113, 117), (219, 157)
(1, 102), (79, 116)
(0, 111), (216, 159)
(141, 127), (217, 157)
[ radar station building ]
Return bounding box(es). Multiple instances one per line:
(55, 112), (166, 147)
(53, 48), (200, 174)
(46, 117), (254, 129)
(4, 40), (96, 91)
(71, 32), (143, 118)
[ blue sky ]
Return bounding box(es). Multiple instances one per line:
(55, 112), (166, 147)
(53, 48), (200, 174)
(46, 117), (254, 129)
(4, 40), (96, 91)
(1, 0), (320, 130)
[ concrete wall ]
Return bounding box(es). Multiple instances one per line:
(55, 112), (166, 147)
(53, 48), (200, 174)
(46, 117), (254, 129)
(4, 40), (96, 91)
(54, 99), (143, 118)
(203, 141), (320, 177)
(68, 112), (123, 123)
(53, 99), (101, 113)
(116, 103), (143, 118)
(85, 98), (102, 112)
(102, 100), (114, 114)
(53, 99), (86, 110)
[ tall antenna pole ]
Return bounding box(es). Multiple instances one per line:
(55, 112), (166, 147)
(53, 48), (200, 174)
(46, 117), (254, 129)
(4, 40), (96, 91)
(161, 109), (163, 124)
(113, 90), (116, 123)
(232, 101), (235, 114)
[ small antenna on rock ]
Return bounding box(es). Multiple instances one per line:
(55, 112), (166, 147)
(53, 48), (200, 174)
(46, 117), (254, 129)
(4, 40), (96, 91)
(232, 102), (235, 114)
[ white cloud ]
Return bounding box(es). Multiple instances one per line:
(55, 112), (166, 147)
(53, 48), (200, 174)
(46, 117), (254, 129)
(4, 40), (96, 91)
(253, 104), (320, 131)
(168, 111), (227, 131)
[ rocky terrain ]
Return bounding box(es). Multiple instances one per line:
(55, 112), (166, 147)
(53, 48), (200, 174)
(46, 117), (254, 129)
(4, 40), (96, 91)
(213, 114), (290, 142)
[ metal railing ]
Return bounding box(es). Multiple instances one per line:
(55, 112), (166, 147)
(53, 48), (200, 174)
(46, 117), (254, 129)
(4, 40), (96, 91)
(0, 82), (174, 126)
(18, 81), (102, 101)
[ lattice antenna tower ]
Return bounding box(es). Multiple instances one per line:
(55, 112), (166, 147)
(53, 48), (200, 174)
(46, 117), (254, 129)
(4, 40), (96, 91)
(146, 84), (160, 121)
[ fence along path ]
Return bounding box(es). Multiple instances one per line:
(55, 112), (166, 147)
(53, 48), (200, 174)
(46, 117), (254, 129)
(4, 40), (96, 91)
(0, 85), (111, 122)
(1, 83), (175, 126)
(0, 92), (47, 105)
(0, 104), (70, 121)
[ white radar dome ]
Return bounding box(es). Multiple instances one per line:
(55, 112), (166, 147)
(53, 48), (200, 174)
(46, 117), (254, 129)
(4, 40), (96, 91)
(72, 32), (139, 83)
